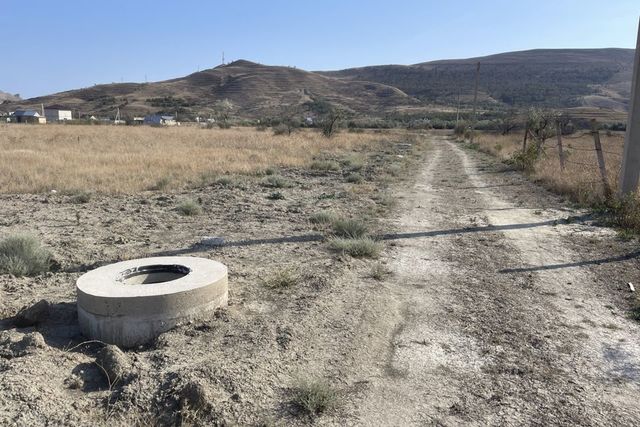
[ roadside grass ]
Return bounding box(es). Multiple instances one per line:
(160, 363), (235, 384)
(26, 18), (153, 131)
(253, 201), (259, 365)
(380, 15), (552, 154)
(329, 237), (382, 258)
(176, 199), (202, 216)
(291, 378), (338, 417)
(470, 131), (640, 233)
(0, 126), (383, 193)
(0, 234), (51, 277)
(263, 268), (300, 289)
(471, 131), (623, 206)
(331, 218), (368, 238)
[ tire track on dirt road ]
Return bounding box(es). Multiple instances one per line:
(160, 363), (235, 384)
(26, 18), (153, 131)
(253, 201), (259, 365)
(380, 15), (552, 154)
(353, 137), (640, 426)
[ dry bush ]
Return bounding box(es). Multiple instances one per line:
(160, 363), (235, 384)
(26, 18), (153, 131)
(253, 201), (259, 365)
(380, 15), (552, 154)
(0, 125), (382, 193)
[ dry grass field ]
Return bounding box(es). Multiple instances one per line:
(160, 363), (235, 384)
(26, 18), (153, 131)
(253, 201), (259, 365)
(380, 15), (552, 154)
(0, 125), (387, 194)
(472, 131), (625, 205)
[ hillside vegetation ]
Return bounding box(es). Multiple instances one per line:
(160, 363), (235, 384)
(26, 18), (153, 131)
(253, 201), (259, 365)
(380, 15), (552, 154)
(321, 48), (634, 110)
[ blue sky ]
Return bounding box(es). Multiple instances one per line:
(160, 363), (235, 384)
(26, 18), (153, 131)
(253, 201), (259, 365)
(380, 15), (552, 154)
(1, 0), (638, 98)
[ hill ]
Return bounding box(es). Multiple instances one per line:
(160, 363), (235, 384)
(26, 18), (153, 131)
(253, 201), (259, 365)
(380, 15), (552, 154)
(7, 60), (419, 120)
(320, 48), (635, 111)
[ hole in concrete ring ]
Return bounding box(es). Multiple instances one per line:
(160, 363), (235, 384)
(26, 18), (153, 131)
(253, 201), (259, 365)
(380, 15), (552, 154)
(117, 264), (191, 285)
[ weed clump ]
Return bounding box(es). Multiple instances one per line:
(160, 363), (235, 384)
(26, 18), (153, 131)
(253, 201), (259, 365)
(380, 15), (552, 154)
(329, 237), (382, 258)
(369, 263), (390, 280)
(264, 268), (299, 288)
(331, 218), (368, 238)
(263, 175), (290, 188)
(309, 211), (337, 225)
(0, 234), (52, 277)
(310, 160), (340, 172)
(69, 191), (92, 204)
(291, 378), (338, 417)
(176, 199), (202, 216)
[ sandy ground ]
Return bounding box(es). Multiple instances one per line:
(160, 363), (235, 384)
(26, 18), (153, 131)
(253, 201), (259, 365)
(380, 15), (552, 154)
(1, 134), (640, 426)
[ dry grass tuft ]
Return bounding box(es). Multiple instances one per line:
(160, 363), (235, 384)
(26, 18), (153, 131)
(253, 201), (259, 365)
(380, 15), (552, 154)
(0, 234), (51, 277)
(329, 237), (382, 258)
(0, 125), (382, 194)
(331, 218), (368, 238)
(263, 268), (300, 288)
(176, 199), (202, 216)
(291, 378), (338, 417)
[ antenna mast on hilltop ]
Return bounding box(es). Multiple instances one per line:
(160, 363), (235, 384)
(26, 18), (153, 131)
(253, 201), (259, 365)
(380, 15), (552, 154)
(222, 51), (225, 65)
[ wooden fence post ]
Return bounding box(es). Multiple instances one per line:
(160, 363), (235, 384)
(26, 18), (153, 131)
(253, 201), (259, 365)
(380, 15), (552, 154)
(522, 124), (529, 153)
(556, 120), (565, 171)
(591, 119), (612, 199)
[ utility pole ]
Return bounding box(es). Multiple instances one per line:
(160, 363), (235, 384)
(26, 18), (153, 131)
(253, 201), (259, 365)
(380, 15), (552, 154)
(470, 62), (481, 143)
(222, 51), (225, 65)
(620, 18), (640, 196)
(455, 91), (461, 128)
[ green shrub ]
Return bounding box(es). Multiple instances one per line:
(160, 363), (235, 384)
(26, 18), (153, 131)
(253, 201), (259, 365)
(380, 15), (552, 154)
(331, 218), (368, 238)
(292, 378), (338, 416)
(0, 234), (51, 276)
(329, 237), (382, 258)
(176, 199), (202, 216)
(506, 143), (539, 172)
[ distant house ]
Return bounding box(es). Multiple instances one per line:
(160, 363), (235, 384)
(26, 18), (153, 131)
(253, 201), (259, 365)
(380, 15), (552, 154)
(133, 117), (145, 125)
(44, 107), (73, 122)
(10, 110), (47, 124)
(143, 114), (177, 126)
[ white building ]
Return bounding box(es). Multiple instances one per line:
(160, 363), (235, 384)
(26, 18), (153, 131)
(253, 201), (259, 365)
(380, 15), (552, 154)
(44, 107), (73, 122)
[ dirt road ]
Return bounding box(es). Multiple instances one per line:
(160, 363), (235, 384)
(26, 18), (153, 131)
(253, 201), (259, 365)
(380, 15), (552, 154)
(2, 133), (640, 426)
(348, 137), (640, 426)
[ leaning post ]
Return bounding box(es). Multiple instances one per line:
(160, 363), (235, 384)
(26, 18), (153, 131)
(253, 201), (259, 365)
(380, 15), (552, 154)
(620, 18), (640, 196)
(592, 120), (612, 200)
(556, 120), (565, 171)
